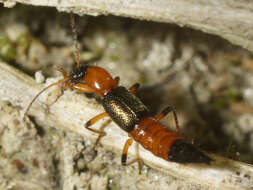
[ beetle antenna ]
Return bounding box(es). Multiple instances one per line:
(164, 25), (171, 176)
(23, 77), (69, 120)
(70, 13), (81, 68)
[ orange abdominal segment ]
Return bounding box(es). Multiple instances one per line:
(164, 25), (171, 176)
(130, 117), (183, 161)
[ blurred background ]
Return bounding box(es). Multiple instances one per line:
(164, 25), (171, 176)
(0, 4), (253, 190)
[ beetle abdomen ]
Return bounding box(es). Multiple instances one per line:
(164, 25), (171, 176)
(130, 117), (182, 160)
(130, 117), (212, 164)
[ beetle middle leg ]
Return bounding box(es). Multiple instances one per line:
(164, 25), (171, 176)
(155, 106), (180, 133)
(85, 112), (109, 147)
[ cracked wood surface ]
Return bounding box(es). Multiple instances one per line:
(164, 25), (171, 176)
(1, 0), (253, 53)
(0, 61), (253, 189)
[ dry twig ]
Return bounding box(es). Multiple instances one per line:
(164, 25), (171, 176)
(0, 61), (253, 189)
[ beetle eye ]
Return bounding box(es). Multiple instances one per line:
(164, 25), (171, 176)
(70, 66), (88, 81)
(73, 74), (78, 79)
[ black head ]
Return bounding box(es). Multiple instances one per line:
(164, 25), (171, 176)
(70, 65), (88, 83)
(169, 140), (212, 164)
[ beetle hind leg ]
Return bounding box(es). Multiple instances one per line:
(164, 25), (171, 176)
(155, 106), (180, 133)
(129, 83), (140, 94)
(122, 138), (144, 174)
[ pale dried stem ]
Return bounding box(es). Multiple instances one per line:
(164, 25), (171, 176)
(0, 61), (253, 189)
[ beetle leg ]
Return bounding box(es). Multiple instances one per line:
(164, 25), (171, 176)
(122, 138), (134, 166)
(114, 76), (120, 86)
(47, 86), (64, 106)
(85, 112), (109, 147)
(122, 138), (144, 174)
(129, 83), (140, 94)
(155, 106), (180, 133)
(70, 83), (96, 94)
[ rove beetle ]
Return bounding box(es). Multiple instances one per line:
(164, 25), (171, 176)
(24, 14), (212, 170)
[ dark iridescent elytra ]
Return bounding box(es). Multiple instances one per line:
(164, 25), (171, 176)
(102, 86), (149, 132)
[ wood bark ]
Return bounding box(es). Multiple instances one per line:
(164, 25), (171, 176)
(0, 61), (253, 190)
(1, 0), (253, 53)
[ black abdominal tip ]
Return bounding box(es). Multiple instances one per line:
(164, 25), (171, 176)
(169, 140), (212, 164)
